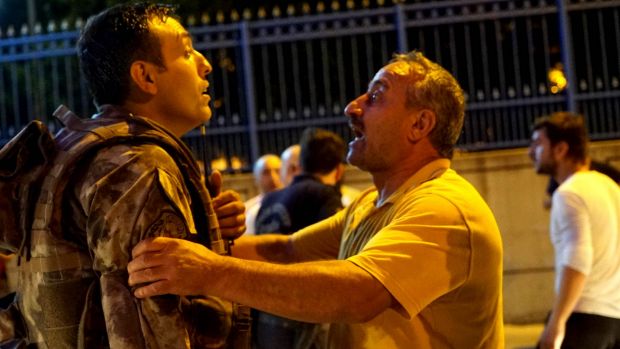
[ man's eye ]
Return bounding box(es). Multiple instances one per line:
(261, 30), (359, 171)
(184, 49), (193, 58)
(369, 91), (379, 103)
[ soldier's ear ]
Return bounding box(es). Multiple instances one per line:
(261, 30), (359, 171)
(130, 61), (158, 95)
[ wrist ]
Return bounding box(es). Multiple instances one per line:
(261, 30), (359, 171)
(203, 252), (228, 296)
(548, 312), (567, 327)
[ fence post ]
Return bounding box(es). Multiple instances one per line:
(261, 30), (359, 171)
(239, 20), (260, 165)
(395, 3), (408, 53)
(556, 0), (577, 112)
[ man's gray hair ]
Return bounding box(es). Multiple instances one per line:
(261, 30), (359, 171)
(391, 51), (465, 159)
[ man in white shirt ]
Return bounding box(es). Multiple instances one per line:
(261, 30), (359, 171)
(529, 112), (620, 349)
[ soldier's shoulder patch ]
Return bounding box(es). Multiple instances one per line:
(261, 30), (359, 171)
(145, 211), (189, 239)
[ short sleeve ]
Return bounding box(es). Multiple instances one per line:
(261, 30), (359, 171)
(347, 195), (471, 319)
(77, 144), (195, 348)
(291, 209), (346, 261)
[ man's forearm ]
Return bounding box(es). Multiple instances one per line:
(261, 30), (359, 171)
(548, 266), (586, 326)
(210, 256), (392, 323)
(128, 237), (387, 323)
(231, 234), (295, 263)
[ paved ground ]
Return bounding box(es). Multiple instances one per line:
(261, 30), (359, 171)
(505, 323), (544, 349)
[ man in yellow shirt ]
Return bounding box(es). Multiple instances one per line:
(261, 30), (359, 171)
(128, 51), (504, 348)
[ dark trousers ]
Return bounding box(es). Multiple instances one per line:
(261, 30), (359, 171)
(543, 312), (620, 349)
(253, 312), (324, 349)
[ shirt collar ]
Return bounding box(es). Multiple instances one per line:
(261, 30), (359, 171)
(376, 158), (451, 207)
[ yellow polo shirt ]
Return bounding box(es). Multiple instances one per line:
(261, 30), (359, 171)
(292, 159), (504, 348)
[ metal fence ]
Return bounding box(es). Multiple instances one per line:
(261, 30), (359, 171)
(1, 0), (619, 172)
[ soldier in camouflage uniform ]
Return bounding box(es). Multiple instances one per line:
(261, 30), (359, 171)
(10, 3), (246, 348)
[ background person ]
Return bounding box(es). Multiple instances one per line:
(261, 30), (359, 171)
(543, 160), (620, 209)
(244, 154), (283, 235)
(280, 144), (301, 187)
(529, 112), (620, 349)
(253, 127), (345, 349)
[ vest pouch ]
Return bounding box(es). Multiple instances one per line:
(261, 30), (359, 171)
(37, 275), (94, 349)
(181, 296), (251, 349)
(0, 292), (28, 348)
(182, 296), (232, 348)
(0, 121), (55, 254)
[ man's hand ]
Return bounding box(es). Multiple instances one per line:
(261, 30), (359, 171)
(128, 237), (220, 298)
(537, 267), (585, 349)
(209, 170), (246, 240)
(537, 321), (565, 349)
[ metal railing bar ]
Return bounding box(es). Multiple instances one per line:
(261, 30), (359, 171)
(404, 7), (557, 27)
(467, 95), (566, 110)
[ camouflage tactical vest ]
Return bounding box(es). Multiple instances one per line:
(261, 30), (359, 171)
(1, 105), (249, 348)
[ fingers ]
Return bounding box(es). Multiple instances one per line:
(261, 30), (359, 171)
(128, 248), (190, 296)
(212, 191), (246, 239)
(212, 191), (246, 238)
(128, 258), (176, 297)
(220, 226), (246, 240)
(127, 249), (165, 274)
(131, 237), (170, 259)
(212, 190), (242, 210)
(216, 213), (245, 227)
(208, 170), (223, 196)
(133, 280), (170, 298)
(128, 262), (167, 285)
(128, 239), (217, 298)
(214, 201), (245, 219)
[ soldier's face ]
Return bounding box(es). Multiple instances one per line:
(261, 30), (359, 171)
(149, 18), (213, 135)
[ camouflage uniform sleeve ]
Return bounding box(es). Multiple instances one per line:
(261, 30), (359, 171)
(76, 143), (196, 349)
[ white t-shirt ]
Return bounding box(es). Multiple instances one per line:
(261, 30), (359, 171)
(244, 194), (263, 236)
(551, 170), (620, 318)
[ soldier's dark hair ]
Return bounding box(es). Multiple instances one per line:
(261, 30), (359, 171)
(299, 127), (346, 175)
(532, 112), (588, 162)
(77, 3), (176, 107)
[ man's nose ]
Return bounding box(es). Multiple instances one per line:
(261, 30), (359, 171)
(197, 51), (212, 77)
(344, 96), (364, 118)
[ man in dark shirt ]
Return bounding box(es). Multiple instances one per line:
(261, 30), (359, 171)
(253, 127), (346, 349)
